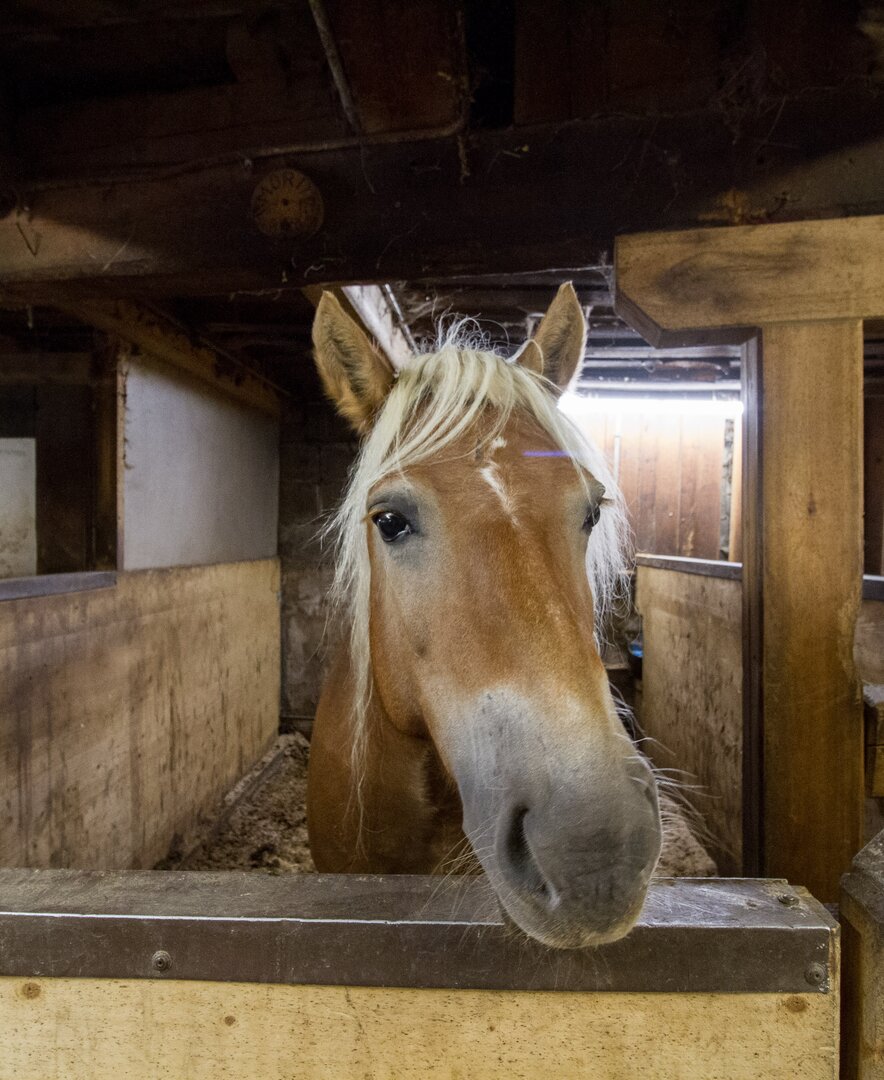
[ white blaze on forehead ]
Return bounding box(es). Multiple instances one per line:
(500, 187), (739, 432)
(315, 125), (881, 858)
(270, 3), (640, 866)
(479, 462), (517, 520)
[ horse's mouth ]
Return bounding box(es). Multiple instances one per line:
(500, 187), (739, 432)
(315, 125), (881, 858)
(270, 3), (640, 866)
(491, 871), (651, 950)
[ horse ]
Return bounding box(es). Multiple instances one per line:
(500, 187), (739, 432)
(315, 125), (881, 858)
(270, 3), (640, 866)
(306, 283), (662, 949)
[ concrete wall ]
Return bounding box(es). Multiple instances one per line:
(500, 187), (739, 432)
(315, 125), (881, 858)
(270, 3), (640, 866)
(278, 382), (356, 720)
(0, 439), (36, 579)
(122, 356), (279, 570)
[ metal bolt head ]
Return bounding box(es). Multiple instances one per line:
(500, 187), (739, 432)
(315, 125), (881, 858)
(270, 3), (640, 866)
(777, 892), (800, 907)
(804, 961), (826, 987)
(151, 950), (172, 973)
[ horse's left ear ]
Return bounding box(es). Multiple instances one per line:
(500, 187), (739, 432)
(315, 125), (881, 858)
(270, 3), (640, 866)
(517, 282), (586, 393)
(312, 292), (396, 434)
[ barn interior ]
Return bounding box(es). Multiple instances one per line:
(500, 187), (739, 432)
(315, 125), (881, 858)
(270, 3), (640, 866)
(4, 3), (884, 1076)
(0, 1), (882, 897)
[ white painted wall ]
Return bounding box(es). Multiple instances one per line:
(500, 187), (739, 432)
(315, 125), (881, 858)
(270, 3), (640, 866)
(0, 439), (37, 578)
(122, 357), (279, 570)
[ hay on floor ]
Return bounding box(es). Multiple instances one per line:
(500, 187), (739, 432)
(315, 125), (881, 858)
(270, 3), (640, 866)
(170, 733), (716, 877)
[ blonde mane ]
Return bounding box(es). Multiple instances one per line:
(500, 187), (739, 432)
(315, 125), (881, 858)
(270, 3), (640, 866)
(324, 331), (630, 777)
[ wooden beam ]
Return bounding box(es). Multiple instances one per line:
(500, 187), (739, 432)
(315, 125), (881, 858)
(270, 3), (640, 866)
(615, 215), (884, 345)
(7, 0), (464, 175)
(60, 300), (281, 416)
(615, 216), (869, 902)
(2, 89), (884, 300)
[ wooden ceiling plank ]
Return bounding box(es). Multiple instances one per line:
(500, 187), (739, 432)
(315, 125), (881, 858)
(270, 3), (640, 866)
(1, 93), (884, 300)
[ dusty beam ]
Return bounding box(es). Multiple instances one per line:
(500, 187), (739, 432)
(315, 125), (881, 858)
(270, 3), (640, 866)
(62, 299), (281, 416)
(615, 216), (869, 902)
(2, 90), (884, 300)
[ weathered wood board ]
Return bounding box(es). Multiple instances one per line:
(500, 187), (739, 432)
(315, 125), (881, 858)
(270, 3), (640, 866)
(841, 827), (884, 1078)
(615, 215), (884, 344)
(636, 560), (883, 877)
(0, 980), (837, 1080)
(759, 320), (864, 903)
(0, 559), (279, 869)
(635, 561), (742, 873)
(0, 871), (841, 1080)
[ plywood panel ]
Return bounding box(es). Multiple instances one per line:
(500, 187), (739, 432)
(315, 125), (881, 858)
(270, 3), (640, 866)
(0, 559), (279, 869)
(0, 978), (838, 1080)
(636, 565), (743, 873)
(122, 356), (279, 571)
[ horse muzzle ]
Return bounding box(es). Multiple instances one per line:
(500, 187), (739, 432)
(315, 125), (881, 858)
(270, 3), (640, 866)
(459, 754), (662, 949)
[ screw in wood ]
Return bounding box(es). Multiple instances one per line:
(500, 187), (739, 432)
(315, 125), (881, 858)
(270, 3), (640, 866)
(151, 950), (172, 973)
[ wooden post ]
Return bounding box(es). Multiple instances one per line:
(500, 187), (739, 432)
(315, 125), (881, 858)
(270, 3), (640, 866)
(615, 216), (874, 901)
(759, 320), (864, 899)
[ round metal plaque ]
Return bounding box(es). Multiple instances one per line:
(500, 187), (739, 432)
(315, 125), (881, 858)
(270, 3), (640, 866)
(250, 169), (324, 239)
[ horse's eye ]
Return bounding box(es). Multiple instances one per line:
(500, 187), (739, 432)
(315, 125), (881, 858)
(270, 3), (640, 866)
(372, 511), (413, 543)
(583, 504), (601, 532)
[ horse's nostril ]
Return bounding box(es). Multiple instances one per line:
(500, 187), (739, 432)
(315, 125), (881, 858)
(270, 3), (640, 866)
(503, 806), (553, 902)
(505, 806), (531, 873)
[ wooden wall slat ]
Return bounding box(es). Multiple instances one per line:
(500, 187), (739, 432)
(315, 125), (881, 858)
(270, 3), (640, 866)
(581, 409), (728, 560)
(0, 559), (280, 869)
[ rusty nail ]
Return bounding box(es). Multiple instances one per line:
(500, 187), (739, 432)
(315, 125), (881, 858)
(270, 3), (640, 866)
(151, 950), (172, 973)
(804, 962), (826, 987)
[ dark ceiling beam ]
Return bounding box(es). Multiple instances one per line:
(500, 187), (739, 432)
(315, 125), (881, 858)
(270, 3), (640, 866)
(0, 2), (251, 32)
(1, 87), (884, 302)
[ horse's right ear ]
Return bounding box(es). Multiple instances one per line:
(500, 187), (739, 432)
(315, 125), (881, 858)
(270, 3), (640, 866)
(312, 292), (396, 434)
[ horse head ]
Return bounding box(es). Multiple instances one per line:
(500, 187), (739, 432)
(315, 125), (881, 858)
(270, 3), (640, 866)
(311, 285), (662, 948)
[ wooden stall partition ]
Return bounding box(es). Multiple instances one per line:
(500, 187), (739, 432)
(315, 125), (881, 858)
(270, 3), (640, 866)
(0, 559), (279, 869)
(635, 557), (743, 874)
(841, 828), (884, 1078)
(616, 215), (876, 902)
(0, 870), (840, 1080)
(637, 562), (884, 872)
